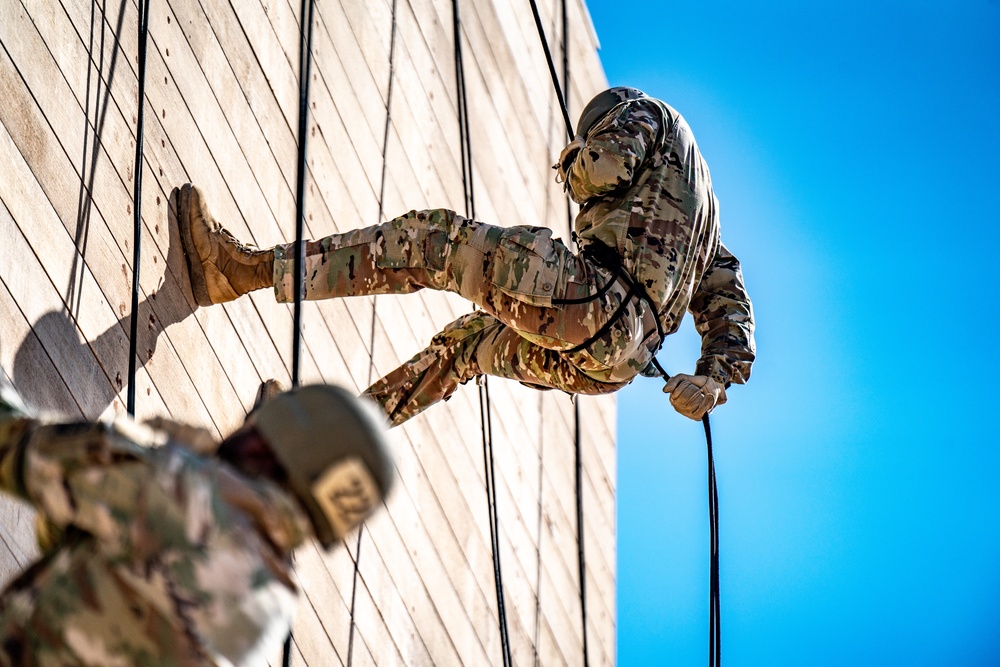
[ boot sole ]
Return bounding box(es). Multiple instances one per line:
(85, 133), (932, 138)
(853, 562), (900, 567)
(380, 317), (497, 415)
(177, 183), (215, 307)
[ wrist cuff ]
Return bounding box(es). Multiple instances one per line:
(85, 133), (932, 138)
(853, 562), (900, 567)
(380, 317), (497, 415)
(695, 357), (731, 388)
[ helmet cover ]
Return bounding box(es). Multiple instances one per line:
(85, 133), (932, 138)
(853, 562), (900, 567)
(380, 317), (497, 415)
(575, 86), (648, 138)
(249, 384), (394, 548)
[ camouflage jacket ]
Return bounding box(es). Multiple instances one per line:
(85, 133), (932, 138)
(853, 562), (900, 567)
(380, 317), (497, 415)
(564, 97), (756, 385)
(0, 384), (312, 666)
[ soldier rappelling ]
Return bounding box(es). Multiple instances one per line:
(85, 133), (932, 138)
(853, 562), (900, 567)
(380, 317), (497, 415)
(179, 87), (756, 425)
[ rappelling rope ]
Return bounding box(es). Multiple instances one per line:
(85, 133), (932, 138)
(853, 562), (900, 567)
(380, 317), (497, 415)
(528, 2), (592, 663)
(126, 0), (151, 416)
(549, 0), (593, 663)
(706, 413), (721, 666)
(346, 1), (401, 665)
(653, 356), (722, 667)
(284, 0), (318, 664)
(527, 2), (722, 664)
(452, 2), (513, 665)
(291, 0), (317, 391)
(528, 0), (573, 143)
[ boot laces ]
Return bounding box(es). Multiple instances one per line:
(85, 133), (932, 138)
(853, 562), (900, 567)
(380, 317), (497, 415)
(216, 224), (265, 256)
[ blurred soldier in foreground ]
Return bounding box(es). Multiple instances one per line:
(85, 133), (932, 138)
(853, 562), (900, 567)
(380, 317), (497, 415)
(179, 87), (755, 424)
(0, 379), (393, 666)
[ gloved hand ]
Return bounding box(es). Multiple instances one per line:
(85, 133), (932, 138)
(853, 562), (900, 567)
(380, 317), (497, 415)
(662, 374), (727, 421)
(553, 136), (585, 185)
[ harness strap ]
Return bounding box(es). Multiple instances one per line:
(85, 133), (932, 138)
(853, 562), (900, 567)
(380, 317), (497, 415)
(563, 279), (638, 354)
(552, 259), (622, 305)
(562, 241), (667, 358)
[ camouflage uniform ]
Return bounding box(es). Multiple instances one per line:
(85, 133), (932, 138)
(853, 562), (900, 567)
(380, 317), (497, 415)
(0, 384), (311, 666)
(273, 97), (754, 426)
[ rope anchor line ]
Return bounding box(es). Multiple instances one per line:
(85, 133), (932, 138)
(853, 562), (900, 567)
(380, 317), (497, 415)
(122, 0), (718, 663)
(527, 1), (723, 663)
(127, 0), (152, 416)
(454, 1), (513, 664)
(284, 0), (318, 663)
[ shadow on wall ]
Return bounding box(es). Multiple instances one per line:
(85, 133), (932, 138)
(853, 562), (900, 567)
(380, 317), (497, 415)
(66, 0), (129, 320)
(12, 188), (197, 417)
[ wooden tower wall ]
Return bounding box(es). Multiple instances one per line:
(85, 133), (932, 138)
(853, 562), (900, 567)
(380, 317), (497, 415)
(0, 0), (615, 663)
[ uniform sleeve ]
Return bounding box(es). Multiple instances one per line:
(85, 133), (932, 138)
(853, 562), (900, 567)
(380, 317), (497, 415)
(0, 390), (148, 549)
(565, 100), (661, 203)
(21, 422), (152, 545)
(689, 243), (756, 386)
(0, 381), (35, 497)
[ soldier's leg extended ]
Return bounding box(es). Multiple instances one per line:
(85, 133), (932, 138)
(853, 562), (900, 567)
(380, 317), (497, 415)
(274, 209), (659, 364)
(179, 184), (645, 355)
(363, 311), (628, 426)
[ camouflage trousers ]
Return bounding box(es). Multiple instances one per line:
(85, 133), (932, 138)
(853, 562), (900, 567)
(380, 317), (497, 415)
(272, 209), (658, 425)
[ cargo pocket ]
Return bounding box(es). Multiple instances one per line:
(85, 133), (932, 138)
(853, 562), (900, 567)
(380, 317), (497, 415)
(491, 226), (563, 307)
(377, 225), (448, 271)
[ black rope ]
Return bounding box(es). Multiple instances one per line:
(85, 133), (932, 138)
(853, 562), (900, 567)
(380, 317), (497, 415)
(652, 360), (722, 667)
(377, 0), (400, 232)
(345, 523), (364, 666)
(704, 414), (721, 667)
(280, 629), (292, 667)
(478, 376), (512, 667)
(525, 3), (596, 661)
(527, 0), (574, 141)
(453, 2), (512, 665)
(291, 0), (318, 389)
(347, 1), (401, 664)
(283, 0), (318, 665)
(556, 0), (591, 661)
(573, 397), (591, 667)
(126, 0), (151, 416)
(365, 0), (401, 374)
(453, 3), (476, 218)
(527, 2), (723, 662)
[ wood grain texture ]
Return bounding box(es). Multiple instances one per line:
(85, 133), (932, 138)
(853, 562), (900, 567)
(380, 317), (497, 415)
(0, 0), (617, 663)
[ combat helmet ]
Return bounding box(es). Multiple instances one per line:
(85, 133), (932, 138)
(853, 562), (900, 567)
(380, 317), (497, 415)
(249, 384), (395, 548)
(575, 86), (647, 138)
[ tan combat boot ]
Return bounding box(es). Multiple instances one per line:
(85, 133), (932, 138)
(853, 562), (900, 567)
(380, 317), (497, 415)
(178, 183), (274, 306)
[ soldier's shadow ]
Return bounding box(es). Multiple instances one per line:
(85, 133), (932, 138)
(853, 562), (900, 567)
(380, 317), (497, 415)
(12, 188), (198, 416)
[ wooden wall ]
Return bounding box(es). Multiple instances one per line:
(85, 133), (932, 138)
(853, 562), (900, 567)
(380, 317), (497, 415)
(0, 0), (615, 664)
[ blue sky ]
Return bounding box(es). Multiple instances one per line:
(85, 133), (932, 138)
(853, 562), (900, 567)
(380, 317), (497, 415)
(590, 2), (1000, 665)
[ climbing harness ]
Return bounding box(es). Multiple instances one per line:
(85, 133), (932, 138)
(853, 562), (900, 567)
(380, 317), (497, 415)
(550, 246), (623, 307)
(453, 2), (513, 665)
(526, 2), (723, 665)
(561, 241), (664, 357)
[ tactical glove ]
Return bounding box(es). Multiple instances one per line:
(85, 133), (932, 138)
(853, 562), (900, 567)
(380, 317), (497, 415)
(553, 137), (585, 185)
(662, 374), (727, 421)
